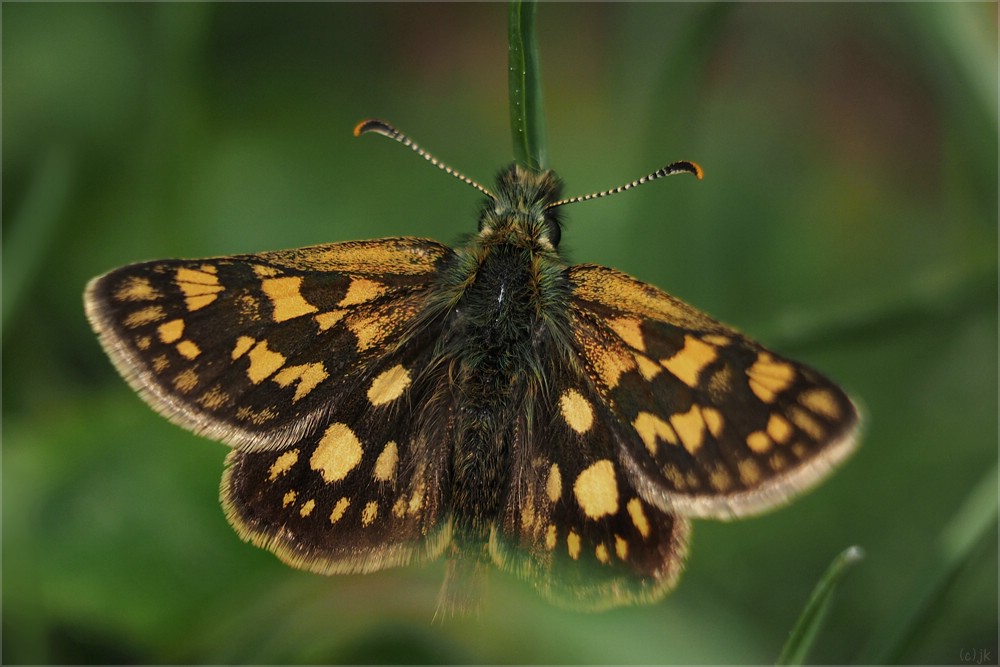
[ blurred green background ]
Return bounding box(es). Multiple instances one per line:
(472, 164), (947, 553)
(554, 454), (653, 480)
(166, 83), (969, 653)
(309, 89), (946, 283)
(3, 3), (997, 664)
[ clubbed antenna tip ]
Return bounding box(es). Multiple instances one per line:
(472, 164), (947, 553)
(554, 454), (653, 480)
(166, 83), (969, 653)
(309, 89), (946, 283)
(546, 160), (704, 210)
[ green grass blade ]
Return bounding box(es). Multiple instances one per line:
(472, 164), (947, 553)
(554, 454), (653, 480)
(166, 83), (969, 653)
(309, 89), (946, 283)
(858, 462), (999, 663)
(776, 545), (865, 665)
(507, 0), (547, 171)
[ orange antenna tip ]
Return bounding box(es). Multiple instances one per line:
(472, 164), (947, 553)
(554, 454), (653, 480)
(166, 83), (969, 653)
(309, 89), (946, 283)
(546, 159), (704, 209)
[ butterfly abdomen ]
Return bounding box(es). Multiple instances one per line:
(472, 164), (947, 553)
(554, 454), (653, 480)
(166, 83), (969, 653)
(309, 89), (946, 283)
(441, 241), (565, 537)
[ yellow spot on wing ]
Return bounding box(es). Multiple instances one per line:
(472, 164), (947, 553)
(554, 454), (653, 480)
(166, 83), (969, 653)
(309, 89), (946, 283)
(176, 267), (219, 284)
(329, 497), (350, 524)
(559, 389), (594, 434)
(315, 309), (346, 331)
(310, 423), (363, 483)
(567, 530), (582, 560)
(663, 463), (687, 490)
(627, 498), (651, 538)
(173, 368), (198, 393)
(608, 317), (646, 352)
(299, 499), (316, 517)
(125, 306), (166, 328)
(152, 355), (169, 372)
(187, 294), (217, 311)
(339, 277), (387, 307)
(709, 466), (733, 491)
(393, 497), (407, 518)
(246, 340), (286, 383)
(670, 404), (706, 455)
(703, 334), (731, 346)
(800, 388), (841, 419)
(591, 346), (634, 389)
(596, 543), (610, 564)
(262, 276), (319, 322)
(615, 535), (628, 560)
(573, 459), (619, 519)
(408, 484), (425, 514)
(176, 267), (222, 311)
(634, 353), (663, 380)
(546, 463), (562, 502)
(789, 406), (825, 439)
(114, 276), (160, 302)
(282, 490), (297, 507)
(545, 524), (557, 550)
(738, 459), (761, 485)
(368, 364), (411, 406)
(661, 335), (718, 388)
(348, 312), (384, 352)
(232, 336), (255, 359)
(252, 264), (280, 278)
(746, 431), (772, 453)
(273, 362), (329, 402)
(633, 412), (677, 456)
(521, 504), (536, 531)
(175, 340), (201, 359)
(702, 406), (724, 438)
(361, 500), (378, 526)
(766, 413), (793, 444)
(236, 406), (276, 425)
(373, 441), (399, 482)
(157, 319), (185, 343)
(268, 449), (299, 480)
(747, 353), (796, 403)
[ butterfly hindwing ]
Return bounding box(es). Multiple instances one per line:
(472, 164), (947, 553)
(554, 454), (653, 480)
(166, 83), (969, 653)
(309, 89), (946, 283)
(222, 338), (454, 574)
(568, 264), (859, 519)
(491, 372), (690, 610)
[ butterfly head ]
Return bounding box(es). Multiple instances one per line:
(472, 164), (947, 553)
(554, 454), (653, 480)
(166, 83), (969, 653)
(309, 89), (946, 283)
(478, 164), (564, 252)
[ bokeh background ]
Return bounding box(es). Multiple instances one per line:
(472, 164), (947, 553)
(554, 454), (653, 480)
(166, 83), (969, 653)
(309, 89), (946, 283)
(4, 3), (997, 664)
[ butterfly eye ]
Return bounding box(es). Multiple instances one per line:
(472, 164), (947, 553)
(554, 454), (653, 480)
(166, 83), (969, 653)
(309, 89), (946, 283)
(545, 218), (561, 248)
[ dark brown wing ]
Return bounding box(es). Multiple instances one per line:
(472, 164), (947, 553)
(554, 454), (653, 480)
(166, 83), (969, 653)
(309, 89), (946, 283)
(490, 375), (690, 610)
(567, 264), (859, 520)
(85, 238), (456, 573)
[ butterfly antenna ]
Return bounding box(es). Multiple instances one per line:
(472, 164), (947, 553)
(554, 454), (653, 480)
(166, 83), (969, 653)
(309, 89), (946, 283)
(545, 160), (703, 210)
(355, 119), (497, 200)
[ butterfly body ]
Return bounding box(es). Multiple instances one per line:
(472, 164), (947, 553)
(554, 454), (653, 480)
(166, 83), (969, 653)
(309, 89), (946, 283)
(436, 166), (568, 539)
(85, 124), (859, 610)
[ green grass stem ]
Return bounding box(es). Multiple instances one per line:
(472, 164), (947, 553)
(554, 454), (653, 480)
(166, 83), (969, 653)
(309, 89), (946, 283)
(507, 0), (547, 171)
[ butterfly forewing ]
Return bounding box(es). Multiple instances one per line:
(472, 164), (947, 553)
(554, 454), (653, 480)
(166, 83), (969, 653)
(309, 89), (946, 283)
(85, 238), (452, 452)
(568, 265), (859, 519)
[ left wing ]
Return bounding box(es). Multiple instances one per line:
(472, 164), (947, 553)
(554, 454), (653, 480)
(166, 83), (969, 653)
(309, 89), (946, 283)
(85, 238), (458, 574)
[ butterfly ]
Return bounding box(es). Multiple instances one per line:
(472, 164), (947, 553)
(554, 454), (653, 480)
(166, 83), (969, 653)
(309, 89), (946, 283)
(84, 119), (859, 612)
